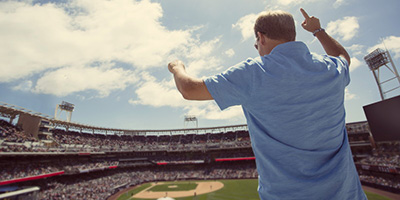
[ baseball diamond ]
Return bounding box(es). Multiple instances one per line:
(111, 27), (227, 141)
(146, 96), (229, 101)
(132, 181), (223, 199)
(111, 179), (394, 200)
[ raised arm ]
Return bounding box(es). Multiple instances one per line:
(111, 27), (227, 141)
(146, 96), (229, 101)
(168, 60), (213, 100)
(300, 8), (351, 65)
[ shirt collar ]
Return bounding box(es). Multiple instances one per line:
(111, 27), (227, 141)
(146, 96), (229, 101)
(269, 41), (310, 56)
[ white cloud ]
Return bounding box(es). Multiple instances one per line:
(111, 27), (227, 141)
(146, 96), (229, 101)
(368, 36), (400, 59)
(333, 0), (346, 8)
(189, 104), (244, 120)
(347, 44), (365, 56)
(345, 88), (356, 100)
(225, 49), (235, 57)
(186, 58), (222, 78)
(274, 0), (318, 6)
(13, 80), (33, 92)
(350, 57), (363, 72)
(129, 74), (191, 108)
(347, 44), (364, 51)
(326, 16), (359, 41)
(185, 38), (220, 60)
(33, 63), (138, 97)
(232, 13), (258, 41)
(165, 35), (224, 77)
(0, 0), (190, 83)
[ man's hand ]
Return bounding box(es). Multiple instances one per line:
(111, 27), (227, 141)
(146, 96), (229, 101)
(168, 60), (185, 74)
(300, 8), (351, 65)
(167, 60), (213, 100)
(300, 8), (321, 33)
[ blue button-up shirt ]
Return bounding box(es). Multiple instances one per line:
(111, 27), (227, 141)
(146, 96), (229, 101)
(204, 41), (366, 200)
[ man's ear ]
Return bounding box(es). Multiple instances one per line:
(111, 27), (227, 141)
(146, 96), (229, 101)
(258, 32), (266, 46)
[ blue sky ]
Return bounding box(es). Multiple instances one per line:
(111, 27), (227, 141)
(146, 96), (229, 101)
(1, 0), (400, 130)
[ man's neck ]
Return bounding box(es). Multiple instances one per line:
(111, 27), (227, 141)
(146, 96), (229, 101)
(264, 38), (290, 55)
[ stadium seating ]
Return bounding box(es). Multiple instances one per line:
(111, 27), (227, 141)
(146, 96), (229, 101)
(1, 119), (400, 199)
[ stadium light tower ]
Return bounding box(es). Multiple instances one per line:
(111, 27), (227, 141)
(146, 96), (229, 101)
(364, 48), (400, 100)
(184, 115), (198, 129)
(55, 101), (75, 122)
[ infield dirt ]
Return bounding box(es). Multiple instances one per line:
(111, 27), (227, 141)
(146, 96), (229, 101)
(132, 181), (224, 199)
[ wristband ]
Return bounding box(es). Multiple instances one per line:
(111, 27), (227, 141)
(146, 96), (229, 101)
(312, 28), (325, 36)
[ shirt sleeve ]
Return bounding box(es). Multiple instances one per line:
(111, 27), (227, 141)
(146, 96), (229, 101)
(326, 55), (350, 87)
(204, 58), (257, 110)
(337, 56), (350, 86)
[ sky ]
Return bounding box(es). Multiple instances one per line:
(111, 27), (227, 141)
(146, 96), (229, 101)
(1, 0), (400, 130)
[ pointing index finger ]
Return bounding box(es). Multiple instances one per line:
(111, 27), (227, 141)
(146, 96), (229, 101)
(300, 8), (310, 19)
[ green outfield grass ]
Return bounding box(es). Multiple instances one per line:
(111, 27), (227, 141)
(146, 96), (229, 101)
(116, 179), (390, 200)
(365, 191), (391, 200)
(117, 183), (151, 200)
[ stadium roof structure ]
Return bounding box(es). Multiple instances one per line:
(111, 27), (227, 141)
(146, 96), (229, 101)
(0, 101), (247, 136)
(0, 101), (369, 136)
(0, 102), (53, 120)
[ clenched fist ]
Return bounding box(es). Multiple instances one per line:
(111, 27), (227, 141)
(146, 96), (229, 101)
(168, 60), (186, 74)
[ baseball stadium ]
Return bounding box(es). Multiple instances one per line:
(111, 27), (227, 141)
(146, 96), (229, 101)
(1, 0), (400, 199)
(0, 97), (400, 200)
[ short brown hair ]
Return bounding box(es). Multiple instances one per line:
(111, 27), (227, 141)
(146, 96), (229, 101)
(254, 10), (296, 41)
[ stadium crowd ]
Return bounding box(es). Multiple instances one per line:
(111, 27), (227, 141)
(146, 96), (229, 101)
(1, 120), (251, 152)
(0, 120), (36, 143)
(51, 129), (251, 151)
(38, 163), (257, 200)
(354, 142), (400, 168)
(0, 162), (60, 181)
(375, 142), (400, 154)
(0, 149), (257, 182)
(358, 154), (400, 168)
(2, 119), (400, 197)
(359, 175), (400, 189)
(0, 160), (118, 182)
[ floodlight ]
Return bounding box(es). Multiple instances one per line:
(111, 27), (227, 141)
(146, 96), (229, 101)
(55, 101), (75, 122)
(364, 48), (400, 100)
(364, 48), (389, 71)
(184, 115), (198, 129)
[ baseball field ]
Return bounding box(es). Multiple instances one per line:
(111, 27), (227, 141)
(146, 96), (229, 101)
(111, 179), (393, 200)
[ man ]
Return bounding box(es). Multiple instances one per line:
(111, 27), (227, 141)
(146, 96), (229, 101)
(168, 8), (367, 199)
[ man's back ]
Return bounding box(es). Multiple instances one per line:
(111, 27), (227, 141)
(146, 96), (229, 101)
(246, 42), (365, 199)
(204, 41), (366, 199)
(245, 41), (348, 151)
